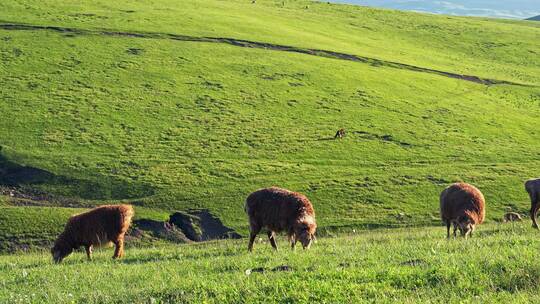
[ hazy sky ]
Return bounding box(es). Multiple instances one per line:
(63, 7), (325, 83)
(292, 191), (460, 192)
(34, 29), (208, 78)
(328, 0), (540, 19)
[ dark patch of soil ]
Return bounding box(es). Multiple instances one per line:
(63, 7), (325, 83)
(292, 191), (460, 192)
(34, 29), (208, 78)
(271, 265), (293, 272)
(0, 21), (526, 87)
(245, 265), (293, 275)
(134, 219), (170, 232)
(131, 219), (191, 243)
(169, 209), (242, 242)
(126, 48), (144, 55)
(426, 175), (450, 185)
(68, 13), (109, 20)
(130, 210), (241, 243)
(400, 259), (427, 267)
(200, 80), (223, 90)
(354, 131), (412, 147)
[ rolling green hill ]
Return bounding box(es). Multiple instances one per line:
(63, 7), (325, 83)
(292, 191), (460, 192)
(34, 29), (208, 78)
(0, 0), (539, 249)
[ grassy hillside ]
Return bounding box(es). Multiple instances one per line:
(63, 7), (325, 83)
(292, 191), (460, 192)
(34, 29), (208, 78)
(2, 0), (539, 84)
(2, 223), (540, 303)
(0, 0), (539, 247)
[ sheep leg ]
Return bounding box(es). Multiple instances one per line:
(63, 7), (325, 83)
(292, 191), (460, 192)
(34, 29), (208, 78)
(85, 245), (93, 261)
(530, 194), (539, 229)
(267, 231), (278, 250)
(446, 221), (451, 239)
(113, 239), (124, 259)
(248, 225), (261, 252)
(290, 235), (297, 251)
(530, 207), (536, 228)
(452, 222), (458, 238)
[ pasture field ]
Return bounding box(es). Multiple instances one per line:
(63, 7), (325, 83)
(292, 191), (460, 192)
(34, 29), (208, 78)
(0, 1), (540, 302)
(0, 0), (540, 303)
(1, 223), (540, 303)
(0, 0), (539, 239)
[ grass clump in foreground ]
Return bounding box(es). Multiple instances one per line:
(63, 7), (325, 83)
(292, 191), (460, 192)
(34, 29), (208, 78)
(1, 223), (540, 303)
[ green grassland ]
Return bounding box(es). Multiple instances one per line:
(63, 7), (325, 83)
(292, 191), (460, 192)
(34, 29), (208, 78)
(2, 223), (540, 303)
(0, 0), (539, 245)
(1, 0), (540, 302)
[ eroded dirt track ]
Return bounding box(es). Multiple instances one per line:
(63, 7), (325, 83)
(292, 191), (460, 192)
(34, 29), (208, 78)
(0, 21), (528, 86)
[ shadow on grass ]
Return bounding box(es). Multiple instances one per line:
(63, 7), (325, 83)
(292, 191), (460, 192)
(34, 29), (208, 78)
(317, 137), (337, 141)
(119, 254), (184, 265)
(0, 150), (155, 201)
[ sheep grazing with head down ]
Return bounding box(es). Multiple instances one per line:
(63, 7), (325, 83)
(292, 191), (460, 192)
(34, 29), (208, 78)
(51, 204), (133, 263)
(440, 183), (485, 239)
(245, 187), (316, 252)
(525, 178), (540, 229)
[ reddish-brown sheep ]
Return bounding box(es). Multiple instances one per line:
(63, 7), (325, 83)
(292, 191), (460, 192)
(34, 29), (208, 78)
(440, 183), (485, 238)
(51, 204), (134, 263)
(245, 187), (316, 251)
(525, 178), (540, 229)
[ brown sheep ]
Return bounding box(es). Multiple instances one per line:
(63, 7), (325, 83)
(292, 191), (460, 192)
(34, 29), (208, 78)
(334, 128), (346, 139)
(440, 183), (485, 238)
(503, 212), (522, 223)
(525, 178), (540, 229)
(51, 204), (133, 263)
(245, 187), (316, 251)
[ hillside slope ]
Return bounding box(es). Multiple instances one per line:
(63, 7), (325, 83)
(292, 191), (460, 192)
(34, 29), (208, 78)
(0, 0), (539, 248)
(1, 0), (539, 84)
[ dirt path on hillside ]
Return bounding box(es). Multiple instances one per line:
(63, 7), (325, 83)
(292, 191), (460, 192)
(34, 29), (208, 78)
(0, 21), (530, 87)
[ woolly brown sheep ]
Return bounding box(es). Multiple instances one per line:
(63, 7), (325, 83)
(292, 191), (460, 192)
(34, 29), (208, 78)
(440, 183), (485, 238)
(51, 204), (133, 263)
(334, 128), (346, 139)
(245, 187), (316, 251)
(525, 178), (540, 229)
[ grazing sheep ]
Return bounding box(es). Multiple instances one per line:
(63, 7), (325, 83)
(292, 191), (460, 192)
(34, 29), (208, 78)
(245, 187), (316, 251)
(51, 204), (133, 263)
(526, 178), (540, 228)
(334, 128), (346, 139)
(503, 212), (522, 223)
(440, 183), (485, 238)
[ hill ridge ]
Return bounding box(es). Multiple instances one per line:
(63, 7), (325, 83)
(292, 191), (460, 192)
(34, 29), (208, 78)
(0, 21), (528, 87)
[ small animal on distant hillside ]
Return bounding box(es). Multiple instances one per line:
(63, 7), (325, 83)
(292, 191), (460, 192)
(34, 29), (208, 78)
(525, 178), (540, 229)
(334, 128), (346, 139)
(440, 182), (485, 238)
(51, 204), (133, 263)
(503, 212), (522, 223)
(245, 187), (316, 252)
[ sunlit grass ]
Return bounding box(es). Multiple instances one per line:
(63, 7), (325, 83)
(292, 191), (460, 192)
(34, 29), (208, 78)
(1, 223), (539, 303)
